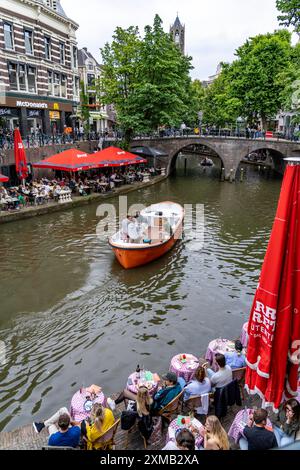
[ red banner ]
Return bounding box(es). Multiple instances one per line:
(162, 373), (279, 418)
(14, 129), (28, 180)
(246, 165), (300, 410)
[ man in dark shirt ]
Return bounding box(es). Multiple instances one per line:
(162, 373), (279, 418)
(239, 408), (278, 450)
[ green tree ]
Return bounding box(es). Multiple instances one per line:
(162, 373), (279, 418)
(99, 15), (194, 147)
(276, 0), (300, 32)
(202, 66), (241, 127)
(229, 30), (293, 128)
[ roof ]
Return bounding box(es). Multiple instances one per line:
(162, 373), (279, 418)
(78, 48), (101, 68)
(173, 15), (183, 29)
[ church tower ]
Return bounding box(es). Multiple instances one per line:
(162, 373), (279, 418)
(170, 15), (185, 54)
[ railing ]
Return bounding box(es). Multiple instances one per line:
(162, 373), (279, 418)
(0, 128), (299, 150)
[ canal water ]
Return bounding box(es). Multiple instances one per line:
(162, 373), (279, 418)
(0, 156), (282, 431)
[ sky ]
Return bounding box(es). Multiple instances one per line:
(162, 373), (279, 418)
(62, 0), (296, 80)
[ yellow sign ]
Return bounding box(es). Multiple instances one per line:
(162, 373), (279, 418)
(50, 111), (60, 119)
(53, 103), (60, 110)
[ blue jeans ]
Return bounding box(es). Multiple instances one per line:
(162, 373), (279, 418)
(273, 426), (295, 448)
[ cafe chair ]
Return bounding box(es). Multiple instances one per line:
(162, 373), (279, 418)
(182, 395), (202, 416)
(158, 390), (184, 425)
(214, 379), (242, 420)
(90, 418), (120, 450)
(232, 367), (246, 401)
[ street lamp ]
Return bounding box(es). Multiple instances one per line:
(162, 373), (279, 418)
(198, 111), (203, 135)
(236, 116), (243, 137)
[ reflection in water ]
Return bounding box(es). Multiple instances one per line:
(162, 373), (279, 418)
(0, 156), (281, 431)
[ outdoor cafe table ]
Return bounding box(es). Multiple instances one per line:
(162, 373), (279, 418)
(70, 387), (106, 422)
(169, 354), (199, 382)
(166, 416), (204, 449)
(205, 339), (236, 372)
(126, 370), (160, 396)
(228, 408), (273, 444)
(241, 322), (249, 348)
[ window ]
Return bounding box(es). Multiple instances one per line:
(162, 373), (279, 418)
(24, 29), (33, 55)
(18, 64), (26, 91)
(8, 62), (17, 90)
(60, 42), (65, 64)
(48, 71), (53, 96)
(72, 46), (78, 68)
(54, 73), (60, 96)
(44, 36), (51, 60)
(4, 22), (13, 50)
(87, 74), (95, 88)
(88, 63), (94, 71)
(61, 74), (66, 97)
(74, 76), (80, 98)
(27, 66), (36, 93)
(89, 95), (96, 106)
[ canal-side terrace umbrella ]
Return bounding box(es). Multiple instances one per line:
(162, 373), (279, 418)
(245, 157), (300, 411)
(32, 147), (147, 172)
(131, 146), (168, 169)
(14, 128), (28, 182)
(91, 146), (147, 167)
(0, 174), (9, 183)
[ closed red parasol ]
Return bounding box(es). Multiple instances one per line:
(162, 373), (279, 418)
(32, 147), (147, 172)
(0, 174), (9, 183)
(245, 157), (300, 410)
(14, 128), (28, 180)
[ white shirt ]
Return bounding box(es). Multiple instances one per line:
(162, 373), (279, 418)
(128, 220), (141, 241)
(162, 441), (180, 451)
(210, 366), (233, 389)
(122, 218), (130, 236)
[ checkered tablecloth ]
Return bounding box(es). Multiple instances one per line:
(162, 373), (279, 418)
(228, 409), (272, 444)
(126, 371), (159, 395)
(166, 416), (204, 449)
(205, 339), (236, 371)
(169, 354), (199, 382)
(69, 389), (106, 422)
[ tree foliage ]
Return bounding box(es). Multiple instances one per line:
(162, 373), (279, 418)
(99, 15), (194, 146)
(276, 0), (300, 32)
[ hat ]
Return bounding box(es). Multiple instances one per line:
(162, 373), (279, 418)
(162, 372), (178, 384)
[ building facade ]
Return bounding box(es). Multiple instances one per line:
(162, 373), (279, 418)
(0, 0), (80, 137)
(78, 47), (116, 134)
(170, 15), (185, 55)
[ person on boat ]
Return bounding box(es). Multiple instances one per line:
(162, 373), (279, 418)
(121, 214), (133, 242)
(128, 216), (142, 243)
(81, 403), (115, 450)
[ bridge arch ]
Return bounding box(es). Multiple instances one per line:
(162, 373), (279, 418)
(237, 146), (286, 176)
(168, 142), (225, 175)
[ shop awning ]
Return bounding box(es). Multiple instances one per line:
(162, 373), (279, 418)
(32, 147), (147, 172)
(0, 173), (9, 182)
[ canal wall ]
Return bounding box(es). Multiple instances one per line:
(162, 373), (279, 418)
(0, 175), (167, 225)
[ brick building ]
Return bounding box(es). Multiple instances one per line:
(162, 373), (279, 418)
(0, 0), (80, 136)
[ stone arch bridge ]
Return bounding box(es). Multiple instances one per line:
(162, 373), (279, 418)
(131, 136), (300, 180)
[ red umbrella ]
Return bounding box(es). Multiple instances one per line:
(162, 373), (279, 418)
(0, 174), (9, 183)
(32, 149), (93, 172)
(14, 129), (28, 180)
(245, 158), (300, 410)
(32, 147), (147, 172)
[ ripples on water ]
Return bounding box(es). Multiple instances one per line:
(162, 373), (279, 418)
(0, 158), (281, 431)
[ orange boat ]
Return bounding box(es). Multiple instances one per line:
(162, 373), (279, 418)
(109, 202), (184, 269)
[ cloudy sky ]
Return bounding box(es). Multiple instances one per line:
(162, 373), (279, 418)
(62, 0), (294, 80)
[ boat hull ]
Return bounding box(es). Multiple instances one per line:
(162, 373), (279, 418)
(110, 204), (183, 269)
